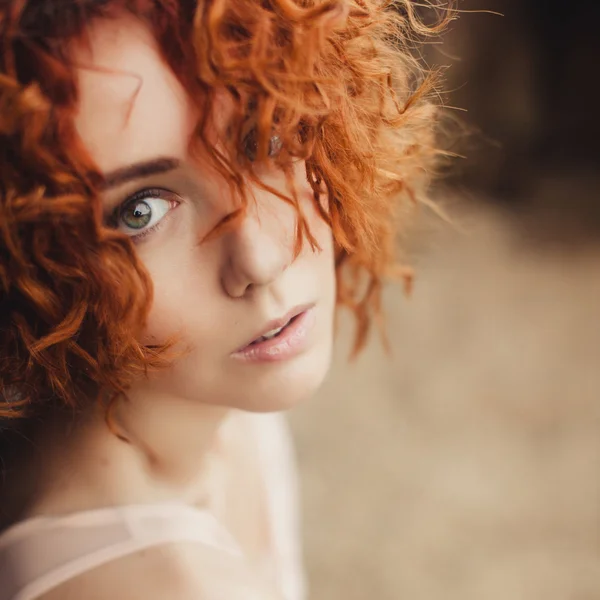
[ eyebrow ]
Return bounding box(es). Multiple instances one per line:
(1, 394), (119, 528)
(101, 157), (180, 189)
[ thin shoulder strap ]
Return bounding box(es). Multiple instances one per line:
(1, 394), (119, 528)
(0, 504), (241, 600)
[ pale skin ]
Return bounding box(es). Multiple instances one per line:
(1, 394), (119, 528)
(14, 13), (337, 600)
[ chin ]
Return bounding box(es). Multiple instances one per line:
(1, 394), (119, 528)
(231, 336), (333, 413)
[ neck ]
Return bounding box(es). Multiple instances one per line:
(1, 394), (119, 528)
(24, 390), (232, 517)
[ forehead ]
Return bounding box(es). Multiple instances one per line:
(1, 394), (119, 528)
(72, 15), (195, 173)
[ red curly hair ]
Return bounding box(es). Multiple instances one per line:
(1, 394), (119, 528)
(0, 0), (450, 423)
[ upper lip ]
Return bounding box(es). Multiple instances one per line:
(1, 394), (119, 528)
(234, 303), (314, 352)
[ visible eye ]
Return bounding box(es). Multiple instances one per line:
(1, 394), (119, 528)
(113, 188), (179, 241)
(242, 129), (283, 162)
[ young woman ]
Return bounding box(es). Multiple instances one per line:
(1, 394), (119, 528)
(0, 0), (446, 598)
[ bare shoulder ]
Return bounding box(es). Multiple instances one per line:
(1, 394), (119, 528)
(38, 541), (281, 600)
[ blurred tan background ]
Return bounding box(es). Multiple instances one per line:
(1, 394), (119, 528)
(289, 2), (600, 598)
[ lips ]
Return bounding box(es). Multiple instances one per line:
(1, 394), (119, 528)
(235, 303), (314, 353)
(231, 305), (317, 363)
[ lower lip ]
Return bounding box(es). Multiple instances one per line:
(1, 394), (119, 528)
(231, 307), (317, 363)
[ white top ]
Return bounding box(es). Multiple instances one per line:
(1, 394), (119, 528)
(0, 413), (305, 600)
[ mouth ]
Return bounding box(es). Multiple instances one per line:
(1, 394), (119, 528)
(247, 313), (302, 345)
(232, 303), (316, 362)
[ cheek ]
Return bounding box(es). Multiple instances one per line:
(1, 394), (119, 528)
(304, 193), (335, 265)
(137, 243), (219, 346)
(295, 167), (333, 252)
(140, 273), (187, 346)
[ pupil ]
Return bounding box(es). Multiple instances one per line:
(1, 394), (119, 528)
(123, 201), (151, 229)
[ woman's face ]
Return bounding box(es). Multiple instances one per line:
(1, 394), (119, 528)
(72, 15), (336, 411)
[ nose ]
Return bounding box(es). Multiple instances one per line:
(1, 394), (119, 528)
(220, 198), (296, 299)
